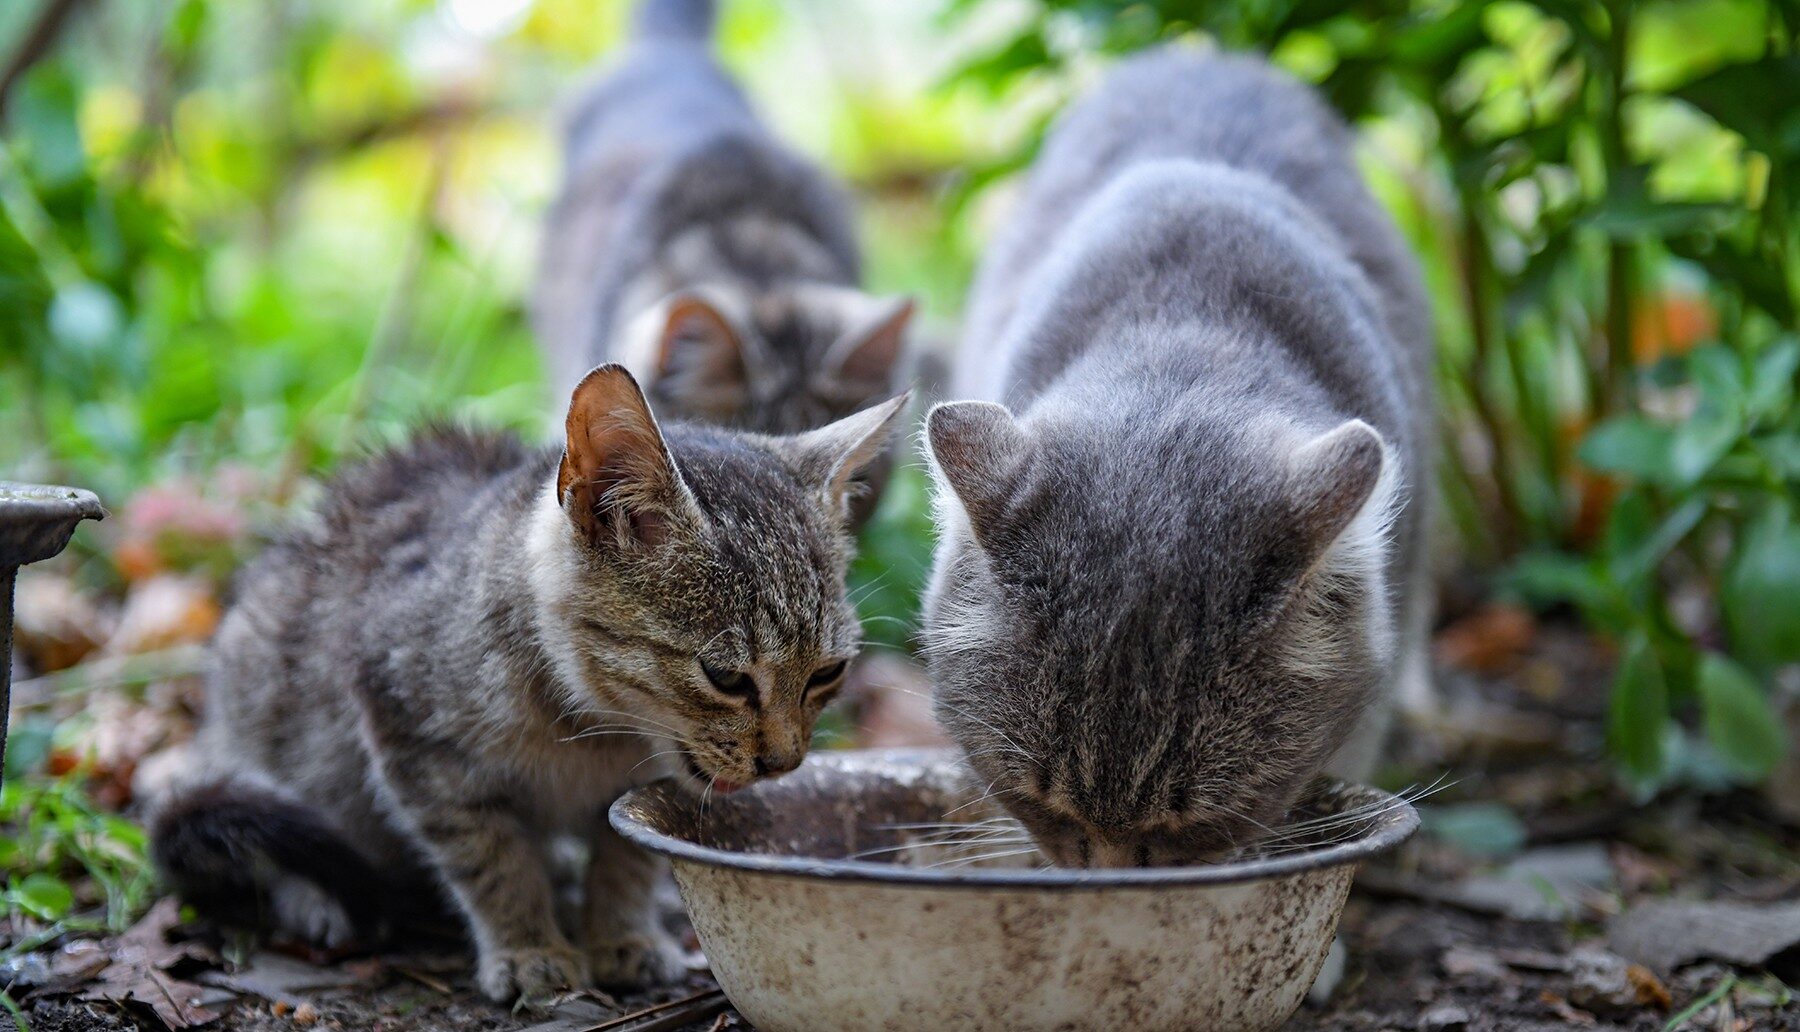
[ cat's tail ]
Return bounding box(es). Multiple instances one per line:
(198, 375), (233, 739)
(632, 0), (715, 44)
(150, 778), (399, 945)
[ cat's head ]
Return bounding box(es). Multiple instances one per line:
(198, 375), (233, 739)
(530, 364), (909, 794)
(921, 400), (1400, 867)
(624, 286), (913, 521)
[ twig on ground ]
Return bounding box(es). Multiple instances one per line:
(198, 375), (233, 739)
(8, 644), (206, 707)
(579, 988), (730, 1032)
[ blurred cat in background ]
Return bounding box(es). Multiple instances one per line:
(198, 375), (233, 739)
(534, 0), (913, 525)
(924, 47), (1433, 869)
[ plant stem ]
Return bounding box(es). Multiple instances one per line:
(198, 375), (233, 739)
(1455, 193), (1527, 549)
(1601, 0), (1637, 415)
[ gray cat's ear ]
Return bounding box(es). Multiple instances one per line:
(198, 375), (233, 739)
(654, 294), (750, 411)
(558, 364), (690, 549)
(1286, 419), (1390, 558)
(925, 401), (1028, 539)
(783, 393), (912, 519)
(823, 296), (914, 387)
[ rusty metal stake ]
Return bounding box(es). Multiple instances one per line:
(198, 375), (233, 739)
(0, 482), (104, 789)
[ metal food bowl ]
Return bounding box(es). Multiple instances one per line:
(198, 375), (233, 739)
(611, 747), (1418, 1032)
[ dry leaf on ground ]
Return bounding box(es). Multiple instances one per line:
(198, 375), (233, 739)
(73, 899), (220, 1029)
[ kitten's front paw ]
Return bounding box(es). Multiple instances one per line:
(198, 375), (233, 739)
(476, 943), (590, 1005)
(587, 931), (694, 987)
(269, 875), (357, 949)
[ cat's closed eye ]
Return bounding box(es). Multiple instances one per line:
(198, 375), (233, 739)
(700, 659), (757, 700)
(807, 660), (848, 695)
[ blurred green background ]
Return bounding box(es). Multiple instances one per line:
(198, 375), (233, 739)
(1, 0), (1795, 803)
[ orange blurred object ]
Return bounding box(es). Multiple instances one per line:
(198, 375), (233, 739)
(1435, 604), (1538, 673)
(1632, 290), (1716, 364)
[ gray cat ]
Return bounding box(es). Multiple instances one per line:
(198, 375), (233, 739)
(924, 47), (1433, 868)
(534, 0), (912, 522)
(151, 365), (906, 1002)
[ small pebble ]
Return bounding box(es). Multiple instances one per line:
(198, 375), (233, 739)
(1419, 1004), (1470, 1031)
(293, 1002), (320, 1025)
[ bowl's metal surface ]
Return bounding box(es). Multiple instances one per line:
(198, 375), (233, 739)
(612, 747), (1418, 1032)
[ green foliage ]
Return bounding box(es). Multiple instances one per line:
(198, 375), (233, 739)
(0, 774), (152, 940)
(850, 463), (938, 653)
(945, 0), (1799, 787)
(0, 0), (551, 506)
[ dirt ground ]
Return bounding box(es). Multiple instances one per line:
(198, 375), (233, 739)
(4, 614), (1798, 1031)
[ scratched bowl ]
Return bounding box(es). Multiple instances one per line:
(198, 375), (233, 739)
(611, 748), (1416, 1032)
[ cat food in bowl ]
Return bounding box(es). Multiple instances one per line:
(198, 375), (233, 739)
(610, 747), (1417, 1032)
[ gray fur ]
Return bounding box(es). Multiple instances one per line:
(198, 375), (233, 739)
(534, 0), (912, 523)
(924, 47), (1433, 868)
(154, 368), (906, 1002)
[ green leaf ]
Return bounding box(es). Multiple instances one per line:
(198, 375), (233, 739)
(1580, 173), (1732, 237)
(1614, 498), (1706, 588)
(1749, 339), (1800, 422)
(1609, 635), (1670, 787)
(13, 872), (74, 920)
(1697, 654), (1786, 781)
(1667, 235), (1796, 326)
(1422, 802), (1527, 858)
(1723, 502), (1800, 668)
(1667, 416), (1739, 486)
(1502, 551), (1626, 629)
(1580, 416), (1673, 480)
(1672, 56), (1800, 158)
(14, 64), (85, 186)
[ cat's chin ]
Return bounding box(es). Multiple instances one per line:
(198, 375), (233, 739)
(676, 751), (746, 797)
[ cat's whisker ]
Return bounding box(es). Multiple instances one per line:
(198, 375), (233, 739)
(925, 846), (1043, 870)
(626, 748), (691, 778)
(575, 706), (685, 736)
(941, 783), (1003, 818)
(850, 833), (1032, 861)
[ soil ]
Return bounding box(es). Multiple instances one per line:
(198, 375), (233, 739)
(5, 615), (1797, 1031)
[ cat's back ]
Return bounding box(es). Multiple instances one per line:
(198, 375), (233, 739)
(228, 427), (538, 647)
(964, 47), (1428, 386)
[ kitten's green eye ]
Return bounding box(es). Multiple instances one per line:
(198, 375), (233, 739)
(807, 660), (848, 690)
(701, 659), (757, 699)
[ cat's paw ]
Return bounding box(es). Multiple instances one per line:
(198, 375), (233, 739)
(586, 931), (694, 987)
(476, 943), (591, 1005)
(269, 875), (356, 949)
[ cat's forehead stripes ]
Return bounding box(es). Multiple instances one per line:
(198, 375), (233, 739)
(663, 424), (853, 664)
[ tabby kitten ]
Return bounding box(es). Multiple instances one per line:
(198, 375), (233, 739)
(924, 48), (1433, 868)
(534, 0), (912, 524)
(152, 366), (907, 1002)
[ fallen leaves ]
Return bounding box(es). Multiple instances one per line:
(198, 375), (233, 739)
(72, 899), (220, 1029)
(1608, 898), (1800, 973)
(105, 574), (221, 658)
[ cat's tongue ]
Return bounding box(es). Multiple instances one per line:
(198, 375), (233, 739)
(711, 776), (745, 795)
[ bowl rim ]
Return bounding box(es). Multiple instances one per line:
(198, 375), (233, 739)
(609, 748), (1420, 891)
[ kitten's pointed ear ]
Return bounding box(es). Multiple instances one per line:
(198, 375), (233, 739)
(654, 294), (750, 409)
(785, 393), (912, 518)
(558, 364), (689, 549)
(925, 401), (1028, 539)
(1287, 419), (1389, 557)
(824, 296), (914, 387)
